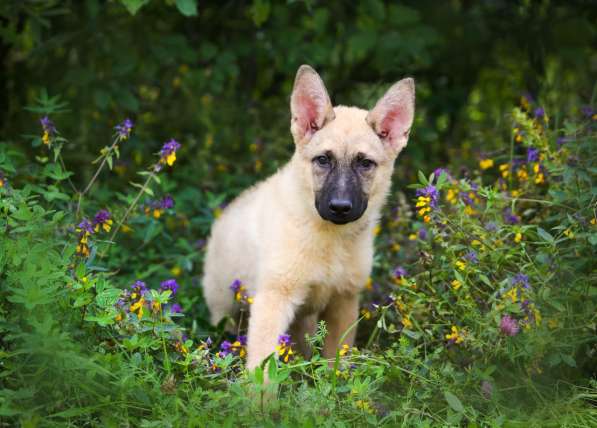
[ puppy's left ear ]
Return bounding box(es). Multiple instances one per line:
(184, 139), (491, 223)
(366, 78), (415, 155)
(290, 65), (335, 144)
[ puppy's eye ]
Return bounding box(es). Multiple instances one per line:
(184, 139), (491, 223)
(310, 121), (319, 131)
(358, 158), (376, 170)
(314, 155), (331, 167)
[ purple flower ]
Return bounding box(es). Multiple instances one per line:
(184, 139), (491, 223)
(160, 279), (179, 295)
(511, 273), (530, 289)
(219, 340), (232, 356)
(527, 147), (540, 163)
(160, 195), (174, 210)
(393, 266), (407, 278)
(169, 303), (183, 314)
(237, 335), (247, 346)
(418, 227), (428, 240)
(500, 315), (520, 336)
(464, 250), (478, 264)
(115, 118), (133, 139)
(581, 106), (594, 118)
(484, 222), (498, 232)
(77, 218), (94, 235)
(278, 334), (292, 346)
(40, 116), (56, 135)
(160, 139), (181, 158)
(229, 279), (242, 293)
(432, 168), (449, 183)
(416, 185), (439, 209)
(93, 209), (111, 225)
(130, 280), (148, 295)
(534, 107), (545, 118)
(503, 207), (520, 225)
(557, 136), (569, 148)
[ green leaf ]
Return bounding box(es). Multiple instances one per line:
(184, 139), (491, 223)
(444, 390), (464, 413)
(121, 0), (150, 15)
(417, 170), (428, 185)
(175, 0), (198, 16)
(537, 227), (554, 243)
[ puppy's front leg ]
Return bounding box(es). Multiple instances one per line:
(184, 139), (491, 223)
(321, 292), (359, 360)
(246, 289), (296, 370)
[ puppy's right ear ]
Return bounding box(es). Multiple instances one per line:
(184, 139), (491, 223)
(290, 65), (335, 144)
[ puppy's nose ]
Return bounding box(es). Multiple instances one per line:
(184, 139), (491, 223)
(329, 199), (352, 215)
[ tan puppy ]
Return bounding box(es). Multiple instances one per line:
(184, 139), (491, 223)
(203, 65), (415, 369)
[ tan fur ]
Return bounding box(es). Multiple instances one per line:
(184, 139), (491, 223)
(202, 65), (415, 369)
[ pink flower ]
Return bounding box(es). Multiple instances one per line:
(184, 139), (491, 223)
(500, 315), (520, 336)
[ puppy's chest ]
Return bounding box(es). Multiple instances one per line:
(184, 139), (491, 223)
(298, 239), (367, 313)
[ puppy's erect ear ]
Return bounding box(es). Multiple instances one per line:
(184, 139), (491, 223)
(290, 65), (335, 144)
(366, 78), (415, 155)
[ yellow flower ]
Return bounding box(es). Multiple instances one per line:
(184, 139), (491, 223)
(451, 279), (462, 290)
(408, 233), (417, 241)
(130, 297), (145, 319)
(402, 316), (412, 329)
(170, 266), (182, 277)
(254, 159), (262, 172)
(115, 313), (123, 322)
(122, 224), (133, 233)
(471, 239), (482, 247)
(517, 167), (528, 181)
(503, 288), (518, 303)
(213, 207), (222, 218)
(563, 228), (574, 239)
(360, 308), (372, 320)
(392, 243), (401, 252)
(373, 224), (381, 236)
(42, 131), (50, 146)
(166, 152), (176, 166)
(153, 209), (162, 219)
(365, 277), (373, 291)
(445, 326), (463, 344)
(590, 218), (596, 225)
(511, 189), (521, 198)
(535, 173), (545, 184)
(499, 163), (510, 178)
(464, 205), (475, 216)
(455, 260), (466, 271)
(339, 344), (350, 356)
(514, 232), (522, 243)
(446, 188), (458, 204)
(479, 159), (494, 170)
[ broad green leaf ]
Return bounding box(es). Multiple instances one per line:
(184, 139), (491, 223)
(444, 390), (464, 413)
(175, 0), (198, 16)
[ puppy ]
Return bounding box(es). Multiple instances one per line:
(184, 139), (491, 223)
(203, 65), (415, 369)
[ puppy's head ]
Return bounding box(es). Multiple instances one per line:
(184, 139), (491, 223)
(290, 65), (415, 225)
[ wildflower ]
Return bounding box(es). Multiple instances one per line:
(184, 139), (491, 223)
(418, 227), (428, 240)
(93, 209), (113, 233)
(169, 303), (183, 314)
(534, 107), (548, 123)
(365, 277), (373, 290)
(160, 279), (179, 296)
(339, 344), (350, 356)
(514, 232), (522, 243)
(159, 139), (181, 167)
(174, 341), (188, 355)
(581, 105), (594, 119)
(229, 279), (253, 304)
(451, 279), (462, 290)
(563, 228), (574, 239)
(516, 166), (529, 181)
(511, 273), (530, 289)
(464, 250), (478, 264)
(114, 118), (134, 140)
(130, 280), (148, 299)
(503, 207), (520, 224)
(40, 116), (56, 146)
(446, 188), (458, 204)
(75, 218), (94, 257)
(485, 222), (498, 232)
(0, 171), (6, 188)
(360, 308), (372, 320)
(479, 158), (494, 170)
(455, 260), (466, 271)
(275, 334), (294, 363)
(129, 296), (146, 319)
(432, 167), (449, 183)
(401, 315), (413, 329)
(355, 399), (374, 414)
(526, 147), (540, 163)
(499, 163), (510, 178)
(373, 224), (381, 236)
(408, 233), (417, 241)
(415, 185), (439, 223)
(218, 335), (247, 358)
(500, 315), (520, 336)
(445, 325), (464, 344)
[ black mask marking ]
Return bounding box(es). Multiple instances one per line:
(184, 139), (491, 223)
(315, 162), (368, 225)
